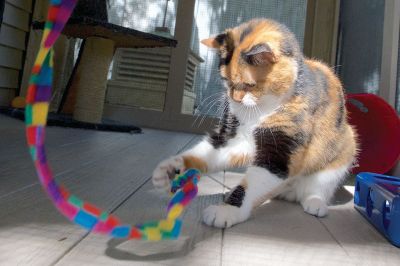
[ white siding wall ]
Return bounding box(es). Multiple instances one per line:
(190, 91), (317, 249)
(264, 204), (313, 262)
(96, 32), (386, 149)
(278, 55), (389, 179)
(0, 0), (32, 106)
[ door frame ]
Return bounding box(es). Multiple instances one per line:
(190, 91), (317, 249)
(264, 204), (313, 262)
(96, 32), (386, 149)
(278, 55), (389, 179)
(0, 0), (5, 26)
(303, 0), (340, 66)
(379, 0), (400, 108)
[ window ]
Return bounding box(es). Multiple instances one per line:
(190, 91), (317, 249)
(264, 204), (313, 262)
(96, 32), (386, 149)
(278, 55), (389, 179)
(108, 0), (178, 36)
(106, 0), (179, 112)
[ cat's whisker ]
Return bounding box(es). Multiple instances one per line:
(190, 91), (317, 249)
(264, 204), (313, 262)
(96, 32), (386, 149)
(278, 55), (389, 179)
(198, 98), (221, 127)
(215, 97), (228, 113)
(255, 105), (262, 118)
(216, 101), (229, 126)
(212, 97), (229, 127)
(200, 92), (225, 106)
(251, 106), (257, 121)
(254, 104), (277, 151)
(195, 92), (225, 116)
(241, 106), (246, 123)
(193, 93), (224, 127)
(237, 105), (244, 123)
(269, 127), (277, 151)
(196, 93), (224, 113)
(255, 105), (264, 150)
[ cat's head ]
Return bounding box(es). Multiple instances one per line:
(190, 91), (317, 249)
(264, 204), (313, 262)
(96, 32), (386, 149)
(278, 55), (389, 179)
(202, 19), (301, 108)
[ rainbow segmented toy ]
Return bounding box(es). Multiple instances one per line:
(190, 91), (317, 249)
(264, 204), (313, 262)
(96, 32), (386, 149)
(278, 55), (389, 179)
(25, 0), (201, 241)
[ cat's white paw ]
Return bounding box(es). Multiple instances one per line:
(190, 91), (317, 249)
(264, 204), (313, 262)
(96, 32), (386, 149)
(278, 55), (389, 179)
(301, 195), (328, 217)
(202, 204), (246, 228)
(152, 156), (184, 191)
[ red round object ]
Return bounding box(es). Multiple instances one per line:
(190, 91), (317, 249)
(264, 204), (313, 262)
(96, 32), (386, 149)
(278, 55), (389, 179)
(346, 93), (400, 174)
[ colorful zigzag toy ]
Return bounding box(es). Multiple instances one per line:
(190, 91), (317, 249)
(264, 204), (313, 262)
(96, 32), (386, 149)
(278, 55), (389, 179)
(25, 0), (201, 241)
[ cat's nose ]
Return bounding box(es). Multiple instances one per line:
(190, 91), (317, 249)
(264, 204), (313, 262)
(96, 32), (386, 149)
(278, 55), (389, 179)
(244, 83), (256, 91)
(232, 90), (246, 102)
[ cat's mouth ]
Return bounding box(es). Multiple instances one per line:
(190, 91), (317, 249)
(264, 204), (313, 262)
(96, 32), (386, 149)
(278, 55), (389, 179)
(230, 89), (258, 106)
(241, 93), (258, 106)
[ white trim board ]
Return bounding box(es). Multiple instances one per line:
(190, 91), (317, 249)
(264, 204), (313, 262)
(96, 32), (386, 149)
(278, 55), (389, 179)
(379, 0), (400, 107)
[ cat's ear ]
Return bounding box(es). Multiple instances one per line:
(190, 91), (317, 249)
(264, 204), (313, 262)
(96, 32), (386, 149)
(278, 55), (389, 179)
(244, 43), (278, 65)
(201, 37), (219, 48)
(201, 33), (226, 49)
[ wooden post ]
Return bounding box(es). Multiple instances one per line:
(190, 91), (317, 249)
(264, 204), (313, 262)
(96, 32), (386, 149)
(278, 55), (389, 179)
(73, 37), (115, 123)
(50, 35), (72, 112)
(163, 0), (196, 118)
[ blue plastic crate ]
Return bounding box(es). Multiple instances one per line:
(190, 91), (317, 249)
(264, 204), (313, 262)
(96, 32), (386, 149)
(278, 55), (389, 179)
(354, 172), (400, 247)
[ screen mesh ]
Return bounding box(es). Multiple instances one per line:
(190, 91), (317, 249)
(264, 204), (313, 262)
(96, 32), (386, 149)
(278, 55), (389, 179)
(337, 0), (384, 95)
(107, 0), (178, 37)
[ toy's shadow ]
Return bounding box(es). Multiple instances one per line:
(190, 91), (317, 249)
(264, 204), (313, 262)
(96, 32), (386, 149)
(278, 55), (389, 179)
(105, 236), (192, 261)
(104, 189), (224, 261)
(104, 186), (354, 261)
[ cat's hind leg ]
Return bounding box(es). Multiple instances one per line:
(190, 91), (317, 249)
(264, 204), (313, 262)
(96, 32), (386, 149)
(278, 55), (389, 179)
(203, 166), (285, 228)
(280, 165), (350, 217)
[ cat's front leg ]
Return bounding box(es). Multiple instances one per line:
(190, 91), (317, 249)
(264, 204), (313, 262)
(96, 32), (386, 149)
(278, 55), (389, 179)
(152, 133), (253, 191)
(152, 139), (215, 191)
(152, 156), (186, 190)
(203, 166), (284, 228)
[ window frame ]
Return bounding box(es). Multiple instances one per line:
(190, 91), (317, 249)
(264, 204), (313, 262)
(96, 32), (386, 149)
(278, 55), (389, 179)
(379, 0), (400, 108)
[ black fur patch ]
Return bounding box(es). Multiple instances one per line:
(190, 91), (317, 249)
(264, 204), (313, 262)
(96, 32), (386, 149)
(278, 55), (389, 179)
(225, 185), (246, 207)
(294, 61), (327, 115)
(219, 51), (234, 67)
(315, 67), (328, 93)
(209, 110), (239, 149)
(293, 60), (307, 96)
(280, 39), (294, 56)
(275, 22), (300, 57)
(253, 128), (300, 178)
(215, 33), (227, 45)
(336, 91), (345, 128)
(240, 26), (253, 43)
(310, 67), (329, 114)
(219, 34), (235, 67)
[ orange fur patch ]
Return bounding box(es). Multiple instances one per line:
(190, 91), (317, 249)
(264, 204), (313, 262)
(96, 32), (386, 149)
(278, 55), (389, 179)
(182, 155), (208, 173)
(229, 154), (252, 168)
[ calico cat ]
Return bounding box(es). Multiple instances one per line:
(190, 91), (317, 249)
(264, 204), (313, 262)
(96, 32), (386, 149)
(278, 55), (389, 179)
(152, 19), (357, 228)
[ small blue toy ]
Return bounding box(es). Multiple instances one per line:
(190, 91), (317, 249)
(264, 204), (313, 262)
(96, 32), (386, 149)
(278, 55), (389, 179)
(354, 172), (400, 247)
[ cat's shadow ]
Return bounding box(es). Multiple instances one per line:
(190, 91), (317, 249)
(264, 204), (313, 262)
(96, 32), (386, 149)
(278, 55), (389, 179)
(104, 187), (355, 261)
